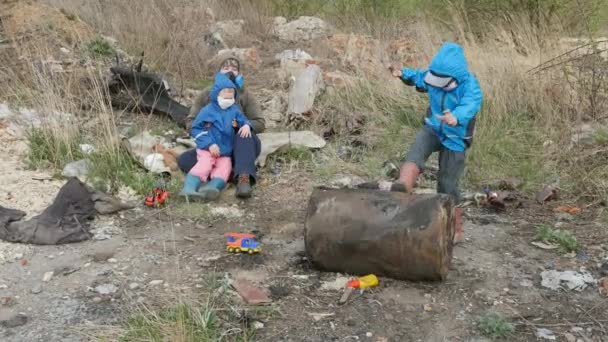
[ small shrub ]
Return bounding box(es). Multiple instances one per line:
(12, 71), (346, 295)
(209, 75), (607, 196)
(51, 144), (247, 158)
(85, 37), (115, 58)
(477, 312), (515, 339)
(26, 126), (84, 170)
(535, 224), (579, 253)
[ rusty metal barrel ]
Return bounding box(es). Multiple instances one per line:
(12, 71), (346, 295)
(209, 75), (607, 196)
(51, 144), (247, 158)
(304, 188), (455, 281)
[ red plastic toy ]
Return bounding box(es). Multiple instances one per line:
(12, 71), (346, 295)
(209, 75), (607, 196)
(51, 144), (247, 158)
(144, 188), (169, 208)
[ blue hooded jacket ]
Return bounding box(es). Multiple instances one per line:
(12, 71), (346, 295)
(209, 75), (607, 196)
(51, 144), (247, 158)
(191, 73), (252, 156)
(401, 42), (483, 152)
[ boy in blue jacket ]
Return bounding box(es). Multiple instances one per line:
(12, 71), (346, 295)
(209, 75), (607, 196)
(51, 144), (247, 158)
(180, 72), (252, 200)
(390, 42), (483, 243)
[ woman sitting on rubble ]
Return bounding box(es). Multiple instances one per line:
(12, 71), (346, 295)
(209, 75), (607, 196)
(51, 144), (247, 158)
(179, 72), (253, 201)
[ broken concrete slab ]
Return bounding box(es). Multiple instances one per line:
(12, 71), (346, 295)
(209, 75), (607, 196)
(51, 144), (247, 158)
(256, 131), (326, 167)
(287, 64), (324, 115)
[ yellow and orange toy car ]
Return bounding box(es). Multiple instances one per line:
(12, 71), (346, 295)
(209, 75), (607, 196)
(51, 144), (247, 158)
(224, 233), (261, 254)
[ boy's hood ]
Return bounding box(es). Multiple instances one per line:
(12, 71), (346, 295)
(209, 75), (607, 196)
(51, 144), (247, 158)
(428, 42), (470, 83)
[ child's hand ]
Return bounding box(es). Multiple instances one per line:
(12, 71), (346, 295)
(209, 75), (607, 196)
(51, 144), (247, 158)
(209, 144), (220, 157)
(238, 125), (252, 138)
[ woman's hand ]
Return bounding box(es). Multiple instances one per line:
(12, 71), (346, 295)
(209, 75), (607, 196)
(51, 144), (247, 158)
(209, 144), (220, 157)
(239, 125), (252, 138)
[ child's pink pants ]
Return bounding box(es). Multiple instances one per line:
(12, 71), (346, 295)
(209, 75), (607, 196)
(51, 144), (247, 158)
(189, 149), (232, 182)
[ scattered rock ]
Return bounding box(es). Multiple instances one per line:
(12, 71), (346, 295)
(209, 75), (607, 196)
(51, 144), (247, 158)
(129, 283), (140, 290)
(149, 280), (164, 286)
(273, 16), (332, 42)
(231, 278), (272, 305)
(366, 332), (373, 338)
(61, 159), (90, 179)
(307, 312), (335, 322)
(42, 271), (54, 282)
(536, 328), (556, 340)
(0, 284), (6, 289)
(79, 144), (95, 154)
(91, 240), (119, 262)
(31, 285), (42, 294)
(540, 270), (595, 291)
(107, 258), (118, 263)
(209, 19), (245, 41)
(260, 93), (287, 128)
(423, 304), (433, 312)
(257, 131), (326, 167)
(564, 333), (576, 342)
(252, 321), (265, 330)
(0, 310), (28, 328)
(91, 222), (123, 240)
(519, 279), (534, 287)
(275, 49), (312, 63)
(531, 241), (559, 250)
(92, 191), (135, 215)
(329, 175), (366, 189)
(92, 297), (102, 303)
(598, 277), (608, 296)
(95, 283), (118, 295)
(1, 296), (14, 306)
(323, 71), (354, 89)
(287, 64), (324, 116)
(536, 185), (558, 203)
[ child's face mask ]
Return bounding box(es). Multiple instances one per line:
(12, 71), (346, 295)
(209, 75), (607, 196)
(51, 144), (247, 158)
(218, 88), (235, 109)
(218, 97), (235, 109)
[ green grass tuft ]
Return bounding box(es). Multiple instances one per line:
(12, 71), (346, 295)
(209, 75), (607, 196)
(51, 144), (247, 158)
(120, 274), (257, 342)
(85, 37), (115, 58)
(26, 127), (84, 170)
(87, 147), (180, 195)
(534, 224), (579, 253)
(477, 312), (515, 339)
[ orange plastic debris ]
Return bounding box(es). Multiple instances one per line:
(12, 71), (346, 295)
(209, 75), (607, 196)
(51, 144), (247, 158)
(553, 205), (582, 215)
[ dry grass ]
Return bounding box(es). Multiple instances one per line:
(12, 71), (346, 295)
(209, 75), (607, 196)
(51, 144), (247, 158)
(4, 0), (604, 199)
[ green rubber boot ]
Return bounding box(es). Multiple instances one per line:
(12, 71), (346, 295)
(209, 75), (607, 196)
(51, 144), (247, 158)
(199, 178), (226, 201)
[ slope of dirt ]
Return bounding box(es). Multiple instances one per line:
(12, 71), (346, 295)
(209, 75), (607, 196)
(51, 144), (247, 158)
(2, 1), (93, 50)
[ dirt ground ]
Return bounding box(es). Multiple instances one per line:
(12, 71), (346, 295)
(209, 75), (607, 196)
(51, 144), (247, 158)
(1, 115), (608, 342)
